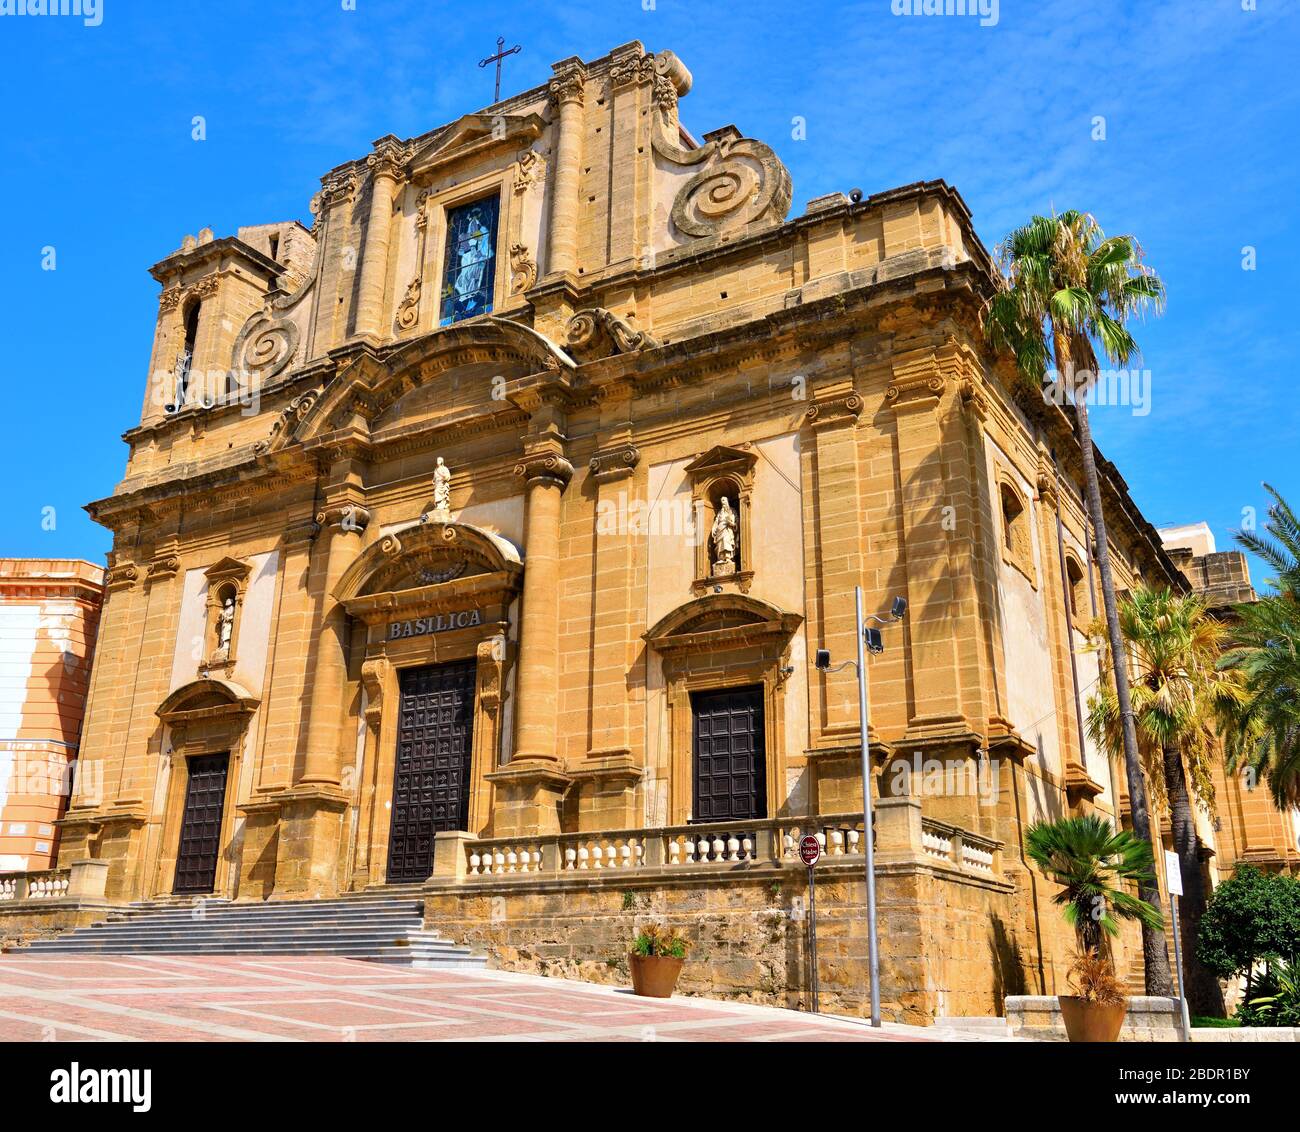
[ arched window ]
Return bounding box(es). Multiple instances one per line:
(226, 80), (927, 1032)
(999, 479), (1035, 583)
(173, 299), (200, 409)
(1065, 555), (1087, 621)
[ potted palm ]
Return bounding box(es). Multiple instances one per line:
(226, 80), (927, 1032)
(629, 923), (689, 998)
(1025, 814), (1163, 1042)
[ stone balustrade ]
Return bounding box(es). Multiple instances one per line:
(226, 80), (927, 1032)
(0, 869), (71, 901)
(452, 809), (1000, 884)
(0, 860), (110, 904)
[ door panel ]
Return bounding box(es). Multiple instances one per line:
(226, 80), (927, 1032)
(386, 660), (477, 883)
(691, 685), (766, 823)
(173, 752), (230, 895)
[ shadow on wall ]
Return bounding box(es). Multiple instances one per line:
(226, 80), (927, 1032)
(989, 912), (1026, 1011)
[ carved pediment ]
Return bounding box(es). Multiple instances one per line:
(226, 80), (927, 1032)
(359, 546), (484, 596)
(157, 678), (259, 724)
(334, 520), (523, 604)
(644, 593), (802, 656)
(409, 113), (546, 178)
(683, 444), (758, 480)
(203, 556), (253, 586)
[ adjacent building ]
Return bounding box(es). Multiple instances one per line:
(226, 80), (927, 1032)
(0, 560), (103, 872)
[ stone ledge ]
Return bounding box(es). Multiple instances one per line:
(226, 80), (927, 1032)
(1006, 994), (1182, 1042)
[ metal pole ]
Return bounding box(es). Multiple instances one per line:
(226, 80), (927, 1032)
(808, 862), (819, 1013)
(856, 585), (882, 1027)
(1170, 897), (1192, 1042)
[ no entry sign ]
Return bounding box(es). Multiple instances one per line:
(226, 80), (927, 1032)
(798, 834), (822, 866)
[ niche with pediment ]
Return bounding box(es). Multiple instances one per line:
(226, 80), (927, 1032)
(684, 444), (758, 595)
(200, 556), (252, 675)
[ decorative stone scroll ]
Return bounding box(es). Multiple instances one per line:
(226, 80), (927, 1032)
(252, 388), (320, 454)
(647, 50), (791, 241)
(565, 308), (660, 361)
(509, 243), (537, 294)
(232, 309), (301, 386)
(396, 190), (432, 333)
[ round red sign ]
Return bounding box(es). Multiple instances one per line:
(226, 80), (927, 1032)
(798, 834), (822, 866)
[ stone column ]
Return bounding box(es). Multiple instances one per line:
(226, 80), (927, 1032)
(545, 61), (586, 279)
(355, 137), (408, 341)
(577, 438), (643, 828)
(486, 449), (574, 837)
(300, 502), (370, 786)
(511, 453), (572, 763)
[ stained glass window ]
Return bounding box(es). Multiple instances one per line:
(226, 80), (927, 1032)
(439, 194), (499, 327)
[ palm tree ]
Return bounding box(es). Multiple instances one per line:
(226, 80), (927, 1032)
(1221, 485), (1300, 806)
(1025, 815), (1162, 959)
(984, 210), (1173, 994)
(1088, 586), (1243, 1015)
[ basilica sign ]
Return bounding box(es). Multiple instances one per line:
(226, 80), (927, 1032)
(388, 609), (483, 639)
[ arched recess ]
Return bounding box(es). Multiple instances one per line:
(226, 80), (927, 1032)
(153, 678), (261, 900)
(268, 316), (574, 454)
(332, 519), (526, 886)
(644, 594), (803, 825)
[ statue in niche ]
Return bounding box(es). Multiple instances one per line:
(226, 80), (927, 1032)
(710, 497), (738, 576)
(431, 457), (452, 516)
(215, 594), (235, 656)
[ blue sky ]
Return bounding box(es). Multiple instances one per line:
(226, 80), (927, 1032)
(1, 0), (1296, 589)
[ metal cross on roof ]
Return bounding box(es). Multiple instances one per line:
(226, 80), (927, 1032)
(478, 36), (522, 104)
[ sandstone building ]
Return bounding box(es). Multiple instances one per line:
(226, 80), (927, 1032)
(0, 559), (103, 873)
(5, 43), (1290, 1018)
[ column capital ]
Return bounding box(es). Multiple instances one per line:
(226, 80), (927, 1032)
(588, 442), (640, 483)
(315, 502), (371, 535)
(548, 62), (588, 108)
(366, 135), (411, 183)
(514, 453), (574, 490)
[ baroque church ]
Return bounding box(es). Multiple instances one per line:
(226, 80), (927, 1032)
(34, 42), (1247, 1019)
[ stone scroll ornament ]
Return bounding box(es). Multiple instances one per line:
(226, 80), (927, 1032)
(639, 51), (790, 241)
(232, 310), (301, 387)
(647, 51), (793, 239)
(565, 308), (660, 360)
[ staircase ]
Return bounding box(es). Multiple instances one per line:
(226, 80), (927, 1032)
(14, 893), (487, 969)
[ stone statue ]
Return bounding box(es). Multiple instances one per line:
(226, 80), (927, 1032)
(710, 496), (738, 575)
(432, 457), (451, 514)
(216, 595), (235, 653)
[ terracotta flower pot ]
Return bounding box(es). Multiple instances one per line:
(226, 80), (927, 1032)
(629, 953), (685, 998)
(1059, 996), (1127, 1042)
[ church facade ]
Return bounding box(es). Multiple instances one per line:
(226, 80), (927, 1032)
(41, 42), (1210, 1018)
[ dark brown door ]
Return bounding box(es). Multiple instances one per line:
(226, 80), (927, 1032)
(173, 752), (230, 894)
(386, 660), (477, 883)
(691, 685), (766, 822)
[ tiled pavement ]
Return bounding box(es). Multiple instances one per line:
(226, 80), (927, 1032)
(0, 955), (998, 1042)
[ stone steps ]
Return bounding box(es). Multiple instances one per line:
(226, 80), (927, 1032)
(17, 893), (486, 970)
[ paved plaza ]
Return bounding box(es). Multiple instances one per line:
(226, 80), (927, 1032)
(0, 955), (982, 1042)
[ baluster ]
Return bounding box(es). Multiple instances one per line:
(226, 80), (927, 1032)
(741, 836), (753, 861)
(847, 829), (860, 854)
(669, 839), (682, 866)
(506, 849), (519, 873)
(564, 846), (577, 871)
(782, 830), (796, 859)
(830, 830), (844, 856)
(696, 836), (710, 862)
(711, 835), (724, 862)
(577, 846), (590, 870)
(620, 842), (632, 869)
(591, 844), (604, 869)
(469, 851), (482, 875)
(493, 850), (506, 876)
(726, 834), (740, 862)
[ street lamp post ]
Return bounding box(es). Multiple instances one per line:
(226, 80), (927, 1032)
(817, 586), (906, 1029)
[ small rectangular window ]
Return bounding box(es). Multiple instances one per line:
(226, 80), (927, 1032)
(439, 195), (499, 327)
